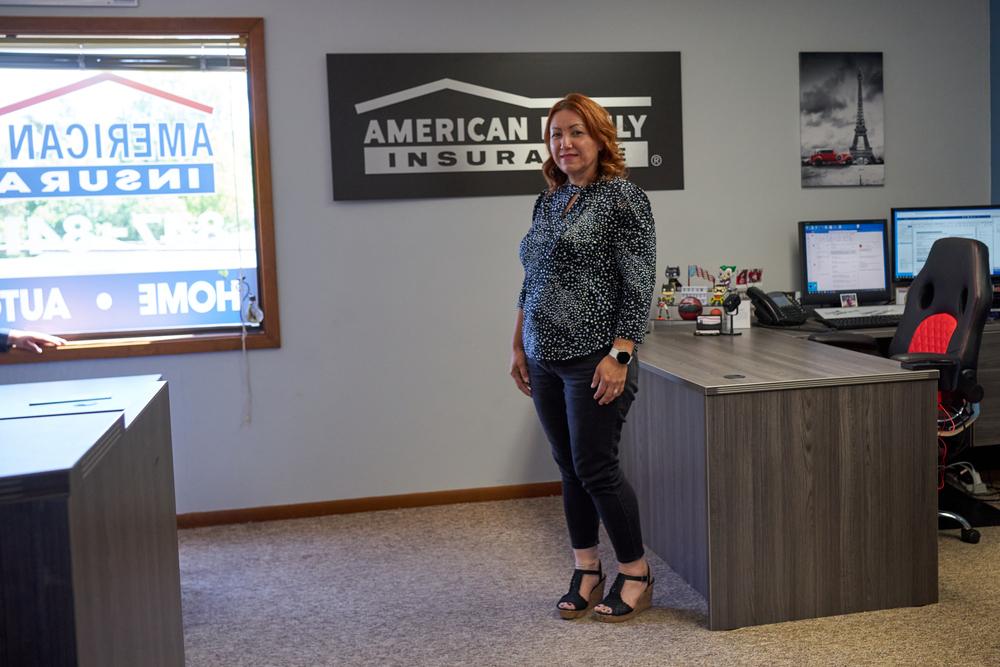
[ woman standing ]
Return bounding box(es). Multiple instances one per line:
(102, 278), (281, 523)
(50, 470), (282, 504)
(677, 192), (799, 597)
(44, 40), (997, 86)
(511, 93), (656, 622)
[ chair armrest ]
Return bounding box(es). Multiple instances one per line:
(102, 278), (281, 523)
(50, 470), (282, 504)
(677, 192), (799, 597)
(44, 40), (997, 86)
(890, 353), (961, 392)
(807, 332), (880, 352)
(891, 353), (984, 401)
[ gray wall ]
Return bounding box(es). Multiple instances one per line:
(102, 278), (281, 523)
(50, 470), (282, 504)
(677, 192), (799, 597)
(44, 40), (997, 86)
(0, 0), (989, 513)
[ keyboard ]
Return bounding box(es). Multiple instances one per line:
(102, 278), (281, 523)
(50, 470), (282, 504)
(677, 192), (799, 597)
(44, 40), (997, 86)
(818, 314), (902, 330)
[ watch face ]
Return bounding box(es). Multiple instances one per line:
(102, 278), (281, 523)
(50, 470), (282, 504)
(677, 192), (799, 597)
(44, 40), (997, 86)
(616, 351), (631, 364)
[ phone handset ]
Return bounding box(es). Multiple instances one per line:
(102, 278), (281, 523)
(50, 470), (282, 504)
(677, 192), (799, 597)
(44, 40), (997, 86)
(746, 286), (808, 326)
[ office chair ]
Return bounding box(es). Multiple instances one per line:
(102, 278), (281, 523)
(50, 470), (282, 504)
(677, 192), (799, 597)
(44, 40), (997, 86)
(811, 237), (992, 544)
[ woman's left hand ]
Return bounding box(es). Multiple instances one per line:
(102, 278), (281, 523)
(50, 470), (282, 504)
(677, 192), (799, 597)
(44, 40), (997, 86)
(591, 356), (628, 405)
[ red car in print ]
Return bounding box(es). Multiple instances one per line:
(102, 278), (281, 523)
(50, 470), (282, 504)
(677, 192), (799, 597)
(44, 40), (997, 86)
(807, 149), (853, 166)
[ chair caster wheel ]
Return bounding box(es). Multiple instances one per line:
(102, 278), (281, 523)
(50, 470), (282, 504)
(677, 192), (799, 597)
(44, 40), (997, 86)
(961, 528), (980, 544)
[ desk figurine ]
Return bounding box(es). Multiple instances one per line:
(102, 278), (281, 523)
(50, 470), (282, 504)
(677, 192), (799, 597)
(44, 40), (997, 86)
(709, 284), (727, 306)
(717, 265), (736, 290)
(665, 265), (683, 292)
(663, 285), (676, 306)
(657, 284), (674, 320)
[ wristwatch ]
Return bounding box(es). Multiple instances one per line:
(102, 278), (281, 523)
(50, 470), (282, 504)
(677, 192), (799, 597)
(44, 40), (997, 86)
(609, 346), (633, 365)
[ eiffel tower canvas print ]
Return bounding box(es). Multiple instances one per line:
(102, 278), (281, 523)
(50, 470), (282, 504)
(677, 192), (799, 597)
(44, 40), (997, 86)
(799, 52), (884, 187)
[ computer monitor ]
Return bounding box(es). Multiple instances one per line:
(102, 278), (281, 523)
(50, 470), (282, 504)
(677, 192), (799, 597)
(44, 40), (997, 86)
(891, 206), (1000, 282)
(798, 219), (892, 306)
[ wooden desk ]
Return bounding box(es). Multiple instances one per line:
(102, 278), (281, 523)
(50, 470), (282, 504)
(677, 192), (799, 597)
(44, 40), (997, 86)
(0, 376), (183, 667)
(620, 326), (939, 629)
(779, 320), (1000, 447)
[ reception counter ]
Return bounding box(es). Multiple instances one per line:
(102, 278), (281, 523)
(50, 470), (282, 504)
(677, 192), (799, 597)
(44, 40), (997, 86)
(619, 325), (939, 629)
(0, 375), (183, 666)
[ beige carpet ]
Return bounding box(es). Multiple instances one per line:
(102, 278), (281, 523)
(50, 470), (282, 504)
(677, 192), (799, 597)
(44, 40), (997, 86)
(179, 497), (1000, 666)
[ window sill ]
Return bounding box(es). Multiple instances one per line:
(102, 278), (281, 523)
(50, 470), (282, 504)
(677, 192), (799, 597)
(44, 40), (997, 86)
(0, 328), (280, 364)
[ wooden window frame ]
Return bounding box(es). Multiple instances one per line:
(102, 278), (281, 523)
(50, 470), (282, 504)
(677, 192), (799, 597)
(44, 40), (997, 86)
(0, 16), (279, 363)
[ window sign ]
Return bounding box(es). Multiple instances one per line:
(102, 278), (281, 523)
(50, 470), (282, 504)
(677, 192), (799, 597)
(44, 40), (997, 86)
(0, 41), (262, 336)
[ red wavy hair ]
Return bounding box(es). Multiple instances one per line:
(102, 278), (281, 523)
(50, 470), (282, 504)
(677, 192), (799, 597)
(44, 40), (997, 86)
(542, 93), (627, 191)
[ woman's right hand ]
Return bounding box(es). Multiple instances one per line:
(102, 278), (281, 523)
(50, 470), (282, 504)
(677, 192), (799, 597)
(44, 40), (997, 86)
(510, 348), (532, 397)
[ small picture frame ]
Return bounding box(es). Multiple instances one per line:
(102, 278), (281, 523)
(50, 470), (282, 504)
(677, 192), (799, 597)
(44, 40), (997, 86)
(840, 292), (858, 308)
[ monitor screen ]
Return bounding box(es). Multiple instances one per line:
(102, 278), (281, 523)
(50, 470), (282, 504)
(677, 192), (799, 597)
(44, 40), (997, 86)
(892, 206), (1000, 281)
(798, 219), (891, 306)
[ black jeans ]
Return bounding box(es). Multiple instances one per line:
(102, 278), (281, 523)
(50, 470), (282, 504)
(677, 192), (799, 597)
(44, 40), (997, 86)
(527, 348), (644, 563)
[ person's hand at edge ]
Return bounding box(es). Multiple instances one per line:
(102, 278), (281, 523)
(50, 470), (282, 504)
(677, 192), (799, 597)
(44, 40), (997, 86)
(7, 329), (67, 354)
(511, 308), (532, 397)
(591, 356), (628, 405)
(592, 339), (634, 405)
(511, 347), (532, 397)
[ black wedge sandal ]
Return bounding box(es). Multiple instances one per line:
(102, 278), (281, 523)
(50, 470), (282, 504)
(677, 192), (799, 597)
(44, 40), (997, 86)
(557, 562), (605, 620)
(593, 566), (654, 623)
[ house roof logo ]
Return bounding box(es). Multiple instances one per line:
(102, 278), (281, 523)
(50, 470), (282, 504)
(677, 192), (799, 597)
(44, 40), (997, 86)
(0, 72), (213, 117)
(355, 78), (651, 114)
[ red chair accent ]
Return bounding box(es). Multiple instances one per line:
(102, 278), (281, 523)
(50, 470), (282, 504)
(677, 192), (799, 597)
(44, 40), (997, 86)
(907, 313), (957, 355)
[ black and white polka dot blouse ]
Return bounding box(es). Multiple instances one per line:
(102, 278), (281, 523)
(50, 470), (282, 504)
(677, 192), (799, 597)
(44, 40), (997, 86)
(517, 177), (656, 361)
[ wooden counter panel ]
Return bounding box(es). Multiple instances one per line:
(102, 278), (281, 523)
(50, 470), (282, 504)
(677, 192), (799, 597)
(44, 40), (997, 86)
(620, 368), (709, 598)
(705, 380), (938, 629)
(0, 377), (182, 666)
(69, 384), (183, 667)
(0, 498), (78, 666)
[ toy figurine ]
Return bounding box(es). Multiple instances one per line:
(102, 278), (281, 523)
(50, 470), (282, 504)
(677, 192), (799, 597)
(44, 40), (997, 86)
(656, 283), (675, 320)
(656, 291), (669, 320)
(665, 266), (683, 292)
(717, 265), (736, 290)
(663, 283), (676, 306)
(709, 284), (727, 306)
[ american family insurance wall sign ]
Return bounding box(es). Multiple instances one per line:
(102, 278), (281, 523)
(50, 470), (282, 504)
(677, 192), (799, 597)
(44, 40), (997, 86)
(326, 52), (683, 200)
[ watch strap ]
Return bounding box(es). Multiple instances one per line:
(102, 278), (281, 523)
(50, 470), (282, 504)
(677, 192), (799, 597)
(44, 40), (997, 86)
(609, 346), (632, 365)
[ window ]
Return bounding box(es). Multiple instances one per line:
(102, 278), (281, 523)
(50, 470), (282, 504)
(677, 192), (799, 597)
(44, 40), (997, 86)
(0, 17), (279, 362)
